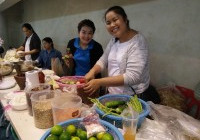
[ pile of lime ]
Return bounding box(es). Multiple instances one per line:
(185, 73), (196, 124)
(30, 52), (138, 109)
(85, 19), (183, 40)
(46, 124), (114, 140)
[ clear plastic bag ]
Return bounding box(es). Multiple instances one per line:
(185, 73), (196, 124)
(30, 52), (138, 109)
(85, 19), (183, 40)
(81, 107), (106, 138)
(148, 102), (200, 140)
(136, 118), (177, 140)
(51, 58), (70, 77)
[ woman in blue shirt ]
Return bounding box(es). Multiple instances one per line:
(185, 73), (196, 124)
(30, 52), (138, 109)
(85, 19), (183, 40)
(37, 37), (62, 69)
(66, 19), (103, 77)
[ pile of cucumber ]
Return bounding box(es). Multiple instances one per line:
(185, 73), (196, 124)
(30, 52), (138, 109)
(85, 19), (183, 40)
(90, 95), (143, 117)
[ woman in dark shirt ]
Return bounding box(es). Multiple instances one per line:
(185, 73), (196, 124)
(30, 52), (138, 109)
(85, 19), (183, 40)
(37, 37), (62, 69)
(17, 23), (41, 61)
(66, 19), (103, 77)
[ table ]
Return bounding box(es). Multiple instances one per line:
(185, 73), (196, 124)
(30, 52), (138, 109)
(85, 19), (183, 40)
(0, 74), (46, 140)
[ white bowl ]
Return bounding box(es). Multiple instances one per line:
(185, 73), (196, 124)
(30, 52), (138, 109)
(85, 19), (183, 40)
(9, 94), (27, 110)
(42, 69), (55, 76)
(4, 91), (25, 100)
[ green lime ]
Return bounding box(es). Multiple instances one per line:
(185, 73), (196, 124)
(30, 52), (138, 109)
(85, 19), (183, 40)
(51, 125), (63, 136)
(76, 128), (83, 136)
(59, 132), (70, 140)
(102, 133), (114, 140)
(78, 130), (87, 140)
(46, 135), (59, 140)
(66, 124), (77, 135)
(88, 137), (97, 140)
(96, 132), (105, 140)
(71, 136), (81, 140)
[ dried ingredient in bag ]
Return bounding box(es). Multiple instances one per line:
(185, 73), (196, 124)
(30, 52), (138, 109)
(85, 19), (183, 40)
(82, 112), (105, 138)
(157, 86), (186, 112)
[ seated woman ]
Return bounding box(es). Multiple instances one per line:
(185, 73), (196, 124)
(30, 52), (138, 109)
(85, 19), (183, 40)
(66, 19), (103, 77)
(37, 37), (62, 69)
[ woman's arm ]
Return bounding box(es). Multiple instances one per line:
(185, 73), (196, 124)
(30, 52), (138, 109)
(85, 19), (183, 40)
(123, 35), (149, 86)
(25, 49), (39, 55)
(85, 39), (114, 81)
(85, 64), (102, 81)
(84, 75), (124, 93)
(16, 46), (25, 51)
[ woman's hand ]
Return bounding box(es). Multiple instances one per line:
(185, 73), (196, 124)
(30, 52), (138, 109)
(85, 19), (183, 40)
(63, 54), (73, 67)
(84, 79), (101, 95)
(19, 51), (26, 57)
(85, 71), (95, 82)
(64, 58), (73, 68)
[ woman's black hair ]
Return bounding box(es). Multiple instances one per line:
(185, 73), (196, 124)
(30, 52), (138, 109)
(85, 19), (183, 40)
(104, 6), (130, 28)
(78, 19), (96, 34)
(42, 37), (54, 48)
(22, 23), (35, 33)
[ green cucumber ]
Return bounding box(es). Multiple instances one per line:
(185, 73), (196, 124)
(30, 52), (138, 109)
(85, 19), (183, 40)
(116, 105), (127, 114)
(105, 101), (126, 108)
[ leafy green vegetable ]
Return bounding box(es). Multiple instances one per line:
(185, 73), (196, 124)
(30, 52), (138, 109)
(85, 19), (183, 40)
(128, 95), (143, 113)
(90, 98), (120, 117)
(90, 95), (143, 117)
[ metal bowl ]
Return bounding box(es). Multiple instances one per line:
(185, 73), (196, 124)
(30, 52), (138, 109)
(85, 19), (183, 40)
(0, 61), (14, 76)
(20, 60), (35, 72)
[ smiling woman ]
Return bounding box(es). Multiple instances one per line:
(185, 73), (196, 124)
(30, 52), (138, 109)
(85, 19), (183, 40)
(84, 6), (160, 104)
(66, 19), (103, 77)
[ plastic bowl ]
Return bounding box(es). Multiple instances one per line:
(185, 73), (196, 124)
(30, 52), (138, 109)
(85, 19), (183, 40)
(9, 94), (27, 110)
(40, 118), (124, 140)
(51, 95), (82, 125)
(57, 76), (85, 90)
(95, 94), (150, 128)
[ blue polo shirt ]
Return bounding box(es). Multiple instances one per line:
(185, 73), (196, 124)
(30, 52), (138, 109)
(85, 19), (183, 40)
(37, 48), (62, 69)
(74, 38), (94, 76)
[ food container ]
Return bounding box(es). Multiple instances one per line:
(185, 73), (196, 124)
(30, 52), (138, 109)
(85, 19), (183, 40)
(57, 76), (96, 105)
(20, 60), (35, 72)
(31, 91), (55, 129)
(14, 74), (26, 90)
(0, 61), (14, 76)
(25, 84), (50, 116)
(95, 94), (150, 128)
(77, 87), (99, 105)
(9, 93), (27, 110)
(4, 91), (25, 101)
(40, 118), (124, 140)
(56, 76), (85, 92)
(51, 95), (82, 125)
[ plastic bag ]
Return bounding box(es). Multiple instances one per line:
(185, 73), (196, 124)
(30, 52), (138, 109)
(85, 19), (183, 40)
(157, 83), (187, 112)
(148, 102), (200, 140)
(136, 118), (177, 140)
(51, 58), (70, 77)
(81, 106), (106, 138)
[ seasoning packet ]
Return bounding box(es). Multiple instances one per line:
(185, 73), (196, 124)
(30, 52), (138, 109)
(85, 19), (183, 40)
(81, 110), (106, 138)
